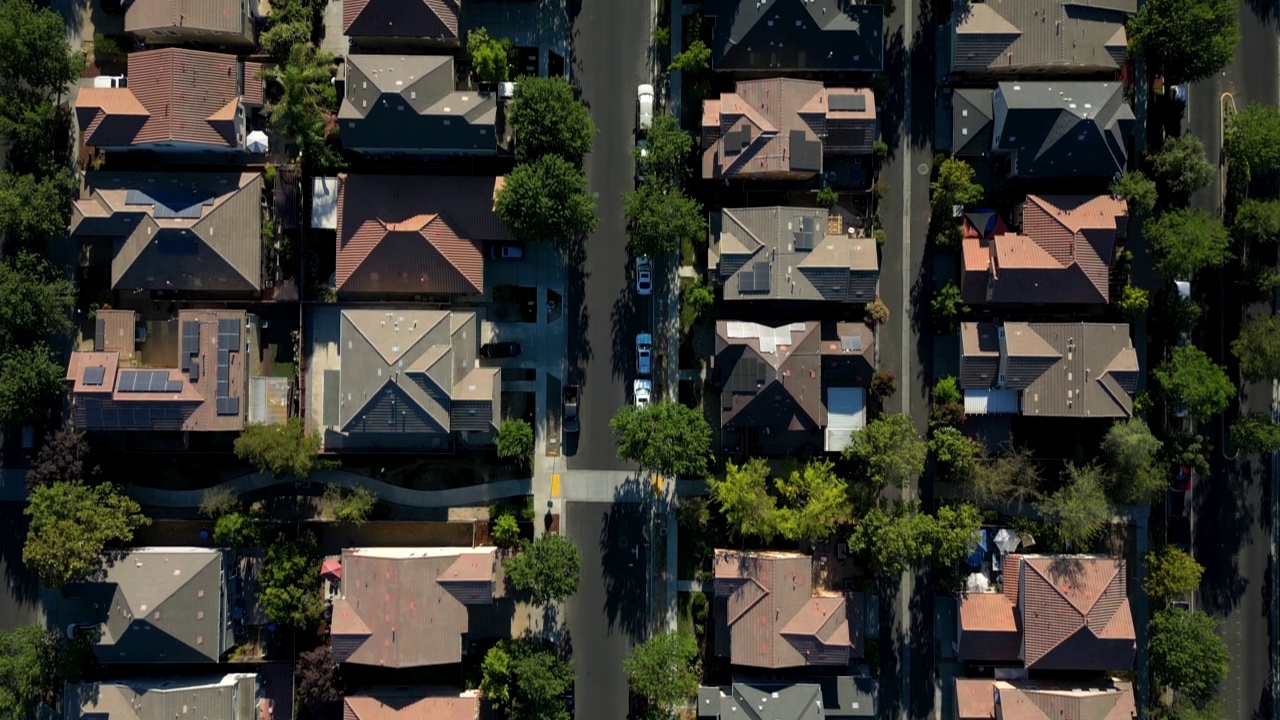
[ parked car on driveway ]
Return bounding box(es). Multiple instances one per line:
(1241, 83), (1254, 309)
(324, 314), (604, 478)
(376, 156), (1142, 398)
(636, 256), (652, 295)
(636, 333), (652, 376)
(489, 243), (524, 260)
(480, 341), (521, 359)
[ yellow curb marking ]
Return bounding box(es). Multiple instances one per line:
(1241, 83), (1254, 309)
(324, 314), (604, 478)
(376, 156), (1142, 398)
(551, 474), (561, 498)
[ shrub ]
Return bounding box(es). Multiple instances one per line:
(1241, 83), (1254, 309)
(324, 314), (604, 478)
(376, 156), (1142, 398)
(816, 186), (839, 210)
(873, 228), (886, 246)
(492, 514), (521, 549)
(495, 420), (535, 467)
(870, 370), (898, 401)
(323, 484), (377, 526)
(865, 298), (890, 327)
(1117, 285), (1149, 320)
(872, 139), (889, 160)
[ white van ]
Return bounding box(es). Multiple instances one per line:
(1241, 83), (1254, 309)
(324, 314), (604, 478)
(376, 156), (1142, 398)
(94, 75), (126, 89)
(637, 83), (655, 131)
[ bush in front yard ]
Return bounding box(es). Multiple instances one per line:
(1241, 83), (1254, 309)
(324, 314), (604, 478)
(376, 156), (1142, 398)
(496, 419), (535, 467)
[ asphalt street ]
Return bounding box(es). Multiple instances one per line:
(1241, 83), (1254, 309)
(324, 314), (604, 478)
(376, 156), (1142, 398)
(1184, 3), (1279, 717)
(565, 0), (652, 471)
(0, 503), (40, 632)
(564, 501), (648, 720)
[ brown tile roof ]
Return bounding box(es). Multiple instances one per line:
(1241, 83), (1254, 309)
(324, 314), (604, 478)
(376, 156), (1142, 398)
(343, 0), (460, 38)
(959, 322), (1137, 418)
(990, 680), (1135, 720)
(332, 548), (496, 668)
(961, 195), (1127, 305)
(954, 679), (996, 720)
(126, 0), (244, 34)
(66, 310), (248, 432)
(76, 49), (254, 150)
(957, 593), (1020, 662)
(335, 174), (509, 296)
(242, 62), (264, 106)
(71, 172), (263, 293)
(712, 550), (863, 668)
(701, 79), (876, 179)
(344, 689), (479, 720)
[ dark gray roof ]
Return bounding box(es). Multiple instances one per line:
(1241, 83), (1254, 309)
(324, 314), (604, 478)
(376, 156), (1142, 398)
(950, 0), (1130, 74)
(703, 679), (878, 720)
(994, 81), (1133, 178)
(338, 55), (497, 155)
(722, 684), (823, 720)
(817, 676), (878, 718)
(705, 0), (884, 71)
(67, 675), (259, 720)
(952, 88), (993, 156)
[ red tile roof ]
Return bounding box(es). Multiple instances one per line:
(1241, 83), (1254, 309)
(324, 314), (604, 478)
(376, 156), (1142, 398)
(954, 679), (996, 720)
(957, 593), (1020, 662)
(335, 174), (510, 296)
(956, 680), (1135, 720)
(343, 689), (479, 720)
(343, 0), (460, 38)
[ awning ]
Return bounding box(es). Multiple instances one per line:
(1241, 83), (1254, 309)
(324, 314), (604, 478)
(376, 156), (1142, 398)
(320, 559), (342, 580)
(964, 389), (1019, 415)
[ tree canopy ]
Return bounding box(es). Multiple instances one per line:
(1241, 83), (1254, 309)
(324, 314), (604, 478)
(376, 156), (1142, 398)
(1144, 547), (1203, 607)
(262, 43), (340, 171)
(0, 252), (72, 345)
(1232, 315), (1280, 381)
(1127, 0), (1239, 84)
(1148, 609), (1231, 704)
(1100, 418), (1165, 504)
(295, 644), (342, 720)
(496, 154), (599, 248)
(0, 170), (76, 250)
(496, 419), (535, 466)
(1110, 171), (1158, 217)
(848, 501), (983, 577)
(213, 512), (261, 549)
(234, 419), (321, 478)
(1147, 208), (1232, 279)
(931, 157), (983, 211)
(0, 625), (93, 720)
(257, 532), (324, 627)
(481, 638), (574, 720)
(0, 0), (83, 99)
(323, 484), (376, 526)
(467, 27), (512, 84)
(1226, 103), (1280, 180)
(708, 458), (778, 543)
(637, 113), (695, 187)
(1038, 464), (1111, 551)
(26, 428), (93, 490)
(503, 533), (581, 605)
(1232, 199), (1280, 247)
(509, 76), (596, 167)
(624, 631), (700, 711)
(624, 183), (705, 258)
(842, 413), (927, 488)
(773, 459), (852, 543)
(1154, 345), (1234, 421)
(1148, 135), (1214, 206)
(610, 400), (712, 477)
(964, 446), (1042, 509)
(23, 480), (149, 589)
(1230, 413), (1280, 453)
(669, 39), (711, 74)
(930, 426), (981, 482)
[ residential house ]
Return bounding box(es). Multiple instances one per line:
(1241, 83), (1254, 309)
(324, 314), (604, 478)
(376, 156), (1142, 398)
(991, 81), (1133, 178)
(948, 0), (1131, 77)
(713, 550), (865, 668)
(331, 548), (497, 667)
(335, 174), (510, 297)
(704, 0), (884, 72)
(698, 679), (878, 720)
(955, 679), (1136, 720)
(65, 547), (234, 664)
(961, 195), (1128, 305)
(65, 309), (250, 432)
(339, 55), (498, 157)
(711, 207), (878, 303)
(715, 321), (874, 454)
(702, 80), (876, 181)
(959, 321), (1137, 417)
(344, 0), (461, 47)
(344, 688), (480, 720)
(957, 554), (1136, 670)
(312, 309), (500, 451)
(125, 0), (257, 47)
(70, 172), (264, 295)
(65, 674), (261, 720)
(75, 48), (263, 154)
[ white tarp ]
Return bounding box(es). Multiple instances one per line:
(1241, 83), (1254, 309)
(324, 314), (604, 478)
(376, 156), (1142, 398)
(993, 528), (1020, 554)
(825, 387), (866, 452)
(965, 572), (991, 593)
(964, 389), (1019, 415)
(245, 130), (269, 153)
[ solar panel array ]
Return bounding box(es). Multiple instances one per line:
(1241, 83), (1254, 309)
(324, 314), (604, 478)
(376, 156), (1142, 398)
(118, 370), (183, 393)
(81, 400), (185, 430)
(181, 320), (201, 381)
(82, 365), (106, 386)
(794, 215), (817, 251)
(829, 94), (867, 112)
(215, 318), (241, 417)
(124, 188), (216, 219)
(739, 260), (772, 294)
(723, 357), (767, 410)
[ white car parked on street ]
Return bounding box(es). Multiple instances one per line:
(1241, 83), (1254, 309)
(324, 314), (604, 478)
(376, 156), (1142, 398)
(633, 379), (653, 408)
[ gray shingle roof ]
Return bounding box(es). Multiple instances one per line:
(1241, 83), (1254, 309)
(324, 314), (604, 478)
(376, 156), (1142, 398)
(952, 88), (993, 156)
(950, 0), (1131, 74)
(66, 675), (259, 720)
(993, 81), (1133, 178)
(705, 0), (884, 71)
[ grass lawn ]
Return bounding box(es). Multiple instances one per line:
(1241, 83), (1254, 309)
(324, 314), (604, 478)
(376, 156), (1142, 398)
(679, 276), (698, 335)
(681, 235), (697, 267)
(677, 591), (694, 636)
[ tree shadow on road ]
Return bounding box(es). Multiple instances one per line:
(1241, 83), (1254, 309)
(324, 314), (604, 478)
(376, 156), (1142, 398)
(566, 238), (593, 384)
(598, 475), (653, 643)
(1194, 451), (1255, 617)
(0, 503), (40, 610)
(610, 260), (642, 383)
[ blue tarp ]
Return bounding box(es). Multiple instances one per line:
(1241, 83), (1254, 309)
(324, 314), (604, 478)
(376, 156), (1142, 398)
(966, 528), (989, 567)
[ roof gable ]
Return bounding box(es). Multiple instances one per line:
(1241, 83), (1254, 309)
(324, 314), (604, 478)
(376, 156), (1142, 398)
(706, 0), (884, 71)
(343, 0), (459, 38)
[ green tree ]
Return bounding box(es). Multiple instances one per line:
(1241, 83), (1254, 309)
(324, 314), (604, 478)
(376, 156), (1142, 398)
(1232, 315), (1280, 381)
(843, 413), (927, 488)
(0, 170), (76, 249)
(610, 400), (712, 477)
(0, 0), (83, 98)
(467, 27), (513, 84)
(931, 376), (965, 428)
(234, 419), (322, 478)
(257, 532), (324, 627)
(213, 512), (260, 548)
(1230, 413), (1280, 453)
(1154, 346), (1234, 421)
(929, 502), (985, 568)
(262, 43), (340, 171)
(492, 513), (521, 549)
(323, 484), (377, 526)
(624, 184), (704, 258)
(1117, 285), (1150, 320)
(259, 20), (311, 62)
(482, 639), (574, 720)
(930, 281), (964, 334)
(1148, 135), (1214, 205)
(1144, 547), (1204, 607)
(670, 39), (711, 74)
(509, 76), (596, 167)
(966, 446), (1042, 509)
(0, 252), (72, 344)
(930, 426), (980, 482)
(23, 480), (149, 589)
(1147, 208), (1232, 279)
(1039, 464), (1111, 551)
(637, 113), (694, 187)
(1110, 171), (1157, 217)
(1231, 198), (1280, 246)
(707, 458), (779, 542)
(497, 154), (598, 248)
(624, 631), (700, 710)
(503, 533), (581, 605)
(495, 419), (535, 466)
(1152, 699), (1227, 720)
(1100, 417), (1165, 504)
(0, 625), (92, 720)
(1164, 428), (1211, 476)
(0, 344), (64, 429)
(817, 186), (839, 210)
(1127, 0), (1238, 84)
(931, 157), (983, 211)
(1226, 103), (1280, 180)
(848, 502), (934, 577)
(774, 459), (852, 543)
(1148, 609), (1231, 703)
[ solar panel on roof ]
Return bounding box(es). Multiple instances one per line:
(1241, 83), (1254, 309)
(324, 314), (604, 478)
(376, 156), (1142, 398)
(190, 361), (199, 382)
(83, 365), (106, 386)
(794, 215), (816, 251)
(829, 94), (867, 112)
(216, 397), (240, 416)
